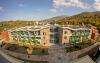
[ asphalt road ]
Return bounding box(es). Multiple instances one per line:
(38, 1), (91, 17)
(0, 55), (10, 63)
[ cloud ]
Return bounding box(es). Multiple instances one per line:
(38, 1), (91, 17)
(50, 8), (57, 13)
(94, 0), (100, 11)
(52, 0), (89, 9)
(0, 6), (3, 11)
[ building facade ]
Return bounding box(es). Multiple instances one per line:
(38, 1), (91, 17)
(59, 25), (90, 45)
(1, 24), (97, 46)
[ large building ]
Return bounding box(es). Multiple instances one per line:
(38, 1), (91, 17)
(1, 24), (98, 46)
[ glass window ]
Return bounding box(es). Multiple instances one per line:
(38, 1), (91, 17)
(37, 41), (40, 44)
(64, 36), (67, 39)
(36, 37), (41, 39)
(43, 32), (44, 35)
(43, 32), (46, 35)
(24, 31), (28, 36)
(50, 28), (53, 32)
(54, 28), (58, 32)
(44, 43), (46, 45)
(37, 31), (40, 35)
(50, 40), (53, 43)
(29, 31), (34, 35)
(43, 37), (45, 39)
(64, 31), (67, 34)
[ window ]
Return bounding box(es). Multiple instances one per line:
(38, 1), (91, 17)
(36, 37), (41, 39)
(43, 32), (46, 35)
(37, 41), (40, 44)
(43, 32), (45, 35)
(37, 31), (40, 35)
(50, 29), (53, 32)
(54, 28), (58, 32)
(29, 31), (34, 35)
(43, 37), (45, 39)
(44, 43), (46, 45)
(64, 36), (67, 39)
(50, 40), (54, 43)
(64, 31), (67, 34)
(24, 31), (28, 36)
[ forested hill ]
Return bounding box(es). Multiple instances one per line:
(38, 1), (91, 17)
(50, 11), (100, 32)
(50, 11), (100, 25)
(0, 21), (36, 34)
(0, 11), (100, 34)
(41, 15), (67, 24)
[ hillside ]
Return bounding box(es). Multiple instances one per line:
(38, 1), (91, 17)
(50, 11), (100, 32)
(0, 20), (36, 34)
(41, 15), (67, 24)
(50, 11), (100, 25)
(0, 11), (100, 34)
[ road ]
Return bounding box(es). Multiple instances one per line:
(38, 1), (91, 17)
(0, 54), (10, 63)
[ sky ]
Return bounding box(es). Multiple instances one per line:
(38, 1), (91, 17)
(0, 0), (100, 21)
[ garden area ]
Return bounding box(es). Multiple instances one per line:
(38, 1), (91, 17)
(2, 43), (48, 55)
(65, 41), (94, 52)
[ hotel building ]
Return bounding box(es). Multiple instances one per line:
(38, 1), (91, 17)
(1, 24), (98, 46)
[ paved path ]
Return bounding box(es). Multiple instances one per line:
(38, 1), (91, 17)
(0, 55), (11, 63)
(0, 44), (96, 63)
(0, 49), (24, 63)
(48, 45), (70, 63)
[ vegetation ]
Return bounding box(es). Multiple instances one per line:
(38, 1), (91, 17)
(0, 11), (100, 34)
(0, 20), (36, 34)
(50, 11), (100, 33)
(65, 41), (93, 52)
(3, 44), (48, 55)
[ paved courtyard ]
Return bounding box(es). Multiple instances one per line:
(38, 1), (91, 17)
(48, 45), (70, 63)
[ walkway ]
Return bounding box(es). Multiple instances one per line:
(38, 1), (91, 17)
(0, 44), (97, 63)
(0, 48), (24, 63)
(0, 54), (10, 63)
(48, 45), (71, 63)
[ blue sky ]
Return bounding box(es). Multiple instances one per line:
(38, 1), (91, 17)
(0, 0), (100, 21)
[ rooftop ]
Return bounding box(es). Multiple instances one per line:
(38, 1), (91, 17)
(62, 25), (89, 31)
(8, 24), (90, 32)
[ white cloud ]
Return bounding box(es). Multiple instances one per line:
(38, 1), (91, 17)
(94, 0), (100, 11)
(50, 8), (57, 13)
(0, 6), (3, 11)
(52, 0), (88, 9)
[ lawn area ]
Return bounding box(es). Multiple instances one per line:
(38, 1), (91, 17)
(3, 44), (48, 55)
